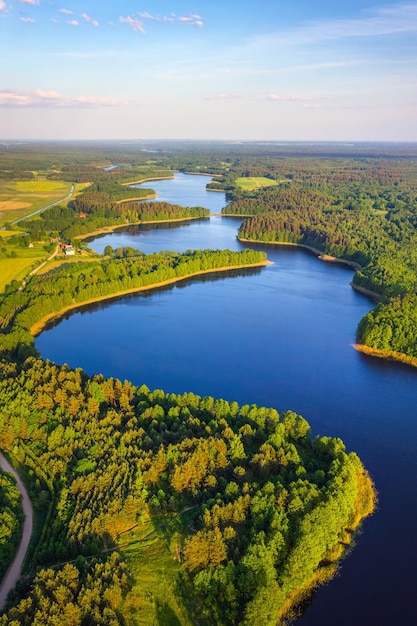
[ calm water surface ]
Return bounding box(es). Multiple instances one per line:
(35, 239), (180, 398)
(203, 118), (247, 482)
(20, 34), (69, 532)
(37, 174), (417, 625)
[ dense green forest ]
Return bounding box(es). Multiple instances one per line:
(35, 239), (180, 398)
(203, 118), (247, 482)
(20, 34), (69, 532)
(0, 357), (374, 625)
(228, 166), (417, 359)
(0, 470), (23, 581)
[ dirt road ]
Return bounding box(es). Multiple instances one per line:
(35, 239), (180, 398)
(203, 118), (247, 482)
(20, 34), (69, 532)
(0, 453), (33, 611)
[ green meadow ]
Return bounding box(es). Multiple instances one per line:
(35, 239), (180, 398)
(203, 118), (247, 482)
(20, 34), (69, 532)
(235, 177), (280, 191)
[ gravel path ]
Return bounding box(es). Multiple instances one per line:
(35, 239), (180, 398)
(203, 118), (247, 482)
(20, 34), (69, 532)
(0, 452), (33, 611)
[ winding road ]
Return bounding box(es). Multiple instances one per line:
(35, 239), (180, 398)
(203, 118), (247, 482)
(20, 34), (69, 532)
(0, 452), (33, 611)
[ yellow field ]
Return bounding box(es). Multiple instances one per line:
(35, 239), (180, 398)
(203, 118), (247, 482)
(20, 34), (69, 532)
(0, 230), (25, 238)
(0, 256), (42, 293)
(0, 179), (72, 226)
(0, 201), (32, 211)
(235, 176), (280, 191)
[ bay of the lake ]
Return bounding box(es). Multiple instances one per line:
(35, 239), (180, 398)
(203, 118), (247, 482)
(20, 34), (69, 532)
(36, 173), (417, 625)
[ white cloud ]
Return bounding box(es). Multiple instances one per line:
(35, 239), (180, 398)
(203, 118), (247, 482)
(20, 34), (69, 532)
(19, 0), (37, 5)
(20, 16), (35, 22)
(204, 93), (242, 100)
(0, 89), (129, 108)
(0, 0), (6, 11)
(119, 15), (146, 33)
(67, 20), (78, 26)
(138, 12), (203, 26)
(178, 15), (203, 26)
(81, 13), (99, 27)
(58, 8), (72, 15)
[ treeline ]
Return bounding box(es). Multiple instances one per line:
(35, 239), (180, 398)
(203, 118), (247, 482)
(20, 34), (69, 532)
(70, 181), (154, 205)
(0, 470), (23, 581)
(48, 164), (173, 184)
(23, 200), (209, 242)
(0, 357), (375, 624)
(0, 170), (34, 180)
(0, 248), (266, 360)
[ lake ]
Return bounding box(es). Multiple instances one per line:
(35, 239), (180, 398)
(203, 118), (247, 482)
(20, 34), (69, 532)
(37, 173), (417, 625)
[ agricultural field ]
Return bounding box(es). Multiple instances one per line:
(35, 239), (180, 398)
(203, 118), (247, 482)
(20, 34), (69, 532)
(0, 229), (25, 239)
(0, 179), (73, 226)
(235, 176), (281, 191)
(0, 243), (47, 293)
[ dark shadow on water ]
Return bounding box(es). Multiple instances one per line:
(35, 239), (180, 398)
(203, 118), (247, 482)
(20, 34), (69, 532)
(37, 266), (264, 333)
(84, 218), (208, 244)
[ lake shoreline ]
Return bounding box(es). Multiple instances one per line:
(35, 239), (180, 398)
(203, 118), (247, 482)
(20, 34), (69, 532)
(30, 260), (272, 337)
(353, 343), (417, 369)
(278, 468), (376, 624)
(115, 193), (156, 204)
(120, 175), (175, 186)
(350, 282), (380, 301)
(238, 238), (362, 270)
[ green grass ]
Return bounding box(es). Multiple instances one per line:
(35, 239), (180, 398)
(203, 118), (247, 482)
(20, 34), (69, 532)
(0, 244), (47, 292)
(235, 176), (280, 191)
(120, 526), (192, 626)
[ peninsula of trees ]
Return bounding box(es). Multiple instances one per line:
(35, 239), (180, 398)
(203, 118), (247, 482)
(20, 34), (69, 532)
(0, 357), (374, 625)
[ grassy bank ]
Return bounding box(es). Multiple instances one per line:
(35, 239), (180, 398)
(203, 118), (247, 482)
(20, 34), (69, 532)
(353, 343), (417, 369)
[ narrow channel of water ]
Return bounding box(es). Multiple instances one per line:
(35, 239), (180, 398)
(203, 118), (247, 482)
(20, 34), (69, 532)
(36, 173), (417, 625)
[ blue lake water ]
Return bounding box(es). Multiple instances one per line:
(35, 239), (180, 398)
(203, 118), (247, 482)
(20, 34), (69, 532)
(37, 173), (417, 625)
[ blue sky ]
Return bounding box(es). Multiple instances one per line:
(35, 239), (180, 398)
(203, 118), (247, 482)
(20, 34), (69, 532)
(0, 1), (416, 140)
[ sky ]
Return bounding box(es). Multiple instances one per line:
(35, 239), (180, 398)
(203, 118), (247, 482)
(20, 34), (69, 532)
(0, 1), (416, 141)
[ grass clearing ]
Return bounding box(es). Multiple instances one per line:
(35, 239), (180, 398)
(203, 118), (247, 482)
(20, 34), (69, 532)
(119, 518), (193, 626)
(235, 176), (280, 191)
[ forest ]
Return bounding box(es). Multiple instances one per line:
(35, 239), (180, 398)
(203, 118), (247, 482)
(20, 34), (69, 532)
(3, 140), (417, 624)
(228, 166), (417, 359)
(0, 357), (374, 625)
